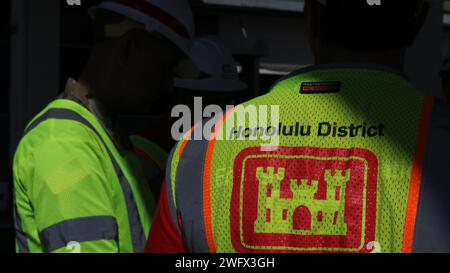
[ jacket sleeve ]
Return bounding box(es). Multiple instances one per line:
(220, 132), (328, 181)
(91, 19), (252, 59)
(14, 134), (120, 253)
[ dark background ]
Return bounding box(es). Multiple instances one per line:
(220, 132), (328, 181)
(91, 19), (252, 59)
(0, 0), (12, 253)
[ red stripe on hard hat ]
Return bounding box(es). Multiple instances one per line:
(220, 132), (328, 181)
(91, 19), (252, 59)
(114, 0), (190, 39)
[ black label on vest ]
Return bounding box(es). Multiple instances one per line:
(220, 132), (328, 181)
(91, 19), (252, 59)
(300, 81), (341, 94)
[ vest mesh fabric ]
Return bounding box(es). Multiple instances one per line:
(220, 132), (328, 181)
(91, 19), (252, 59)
(205, 67), (426, 253)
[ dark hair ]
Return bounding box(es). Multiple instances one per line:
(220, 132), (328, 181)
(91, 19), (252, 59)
(313, 0), (426, 51)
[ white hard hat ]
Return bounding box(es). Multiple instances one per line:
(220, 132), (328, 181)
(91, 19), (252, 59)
(89, 0), (195, 55)
(174, 37), (248, 92)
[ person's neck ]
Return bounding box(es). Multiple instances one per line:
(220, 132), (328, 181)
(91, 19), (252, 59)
(75, 78), (113, 126)
(315, 46), (406, 72)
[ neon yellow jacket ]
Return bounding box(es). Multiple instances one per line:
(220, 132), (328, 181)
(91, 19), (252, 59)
(13, 99), (154, 253)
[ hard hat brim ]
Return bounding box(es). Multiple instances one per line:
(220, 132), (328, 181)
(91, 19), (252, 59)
(89, 2), (192, 56)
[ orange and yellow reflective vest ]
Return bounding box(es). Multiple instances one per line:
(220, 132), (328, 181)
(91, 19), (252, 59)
(147, 64), (450, 253)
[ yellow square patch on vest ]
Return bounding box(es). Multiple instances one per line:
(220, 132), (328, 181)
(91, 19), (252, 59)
(43, 157), (89, 195)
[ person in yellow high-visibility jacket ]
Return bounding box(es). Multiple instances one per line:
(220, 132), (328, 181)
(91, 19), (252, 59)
(13, 0), (196, 253)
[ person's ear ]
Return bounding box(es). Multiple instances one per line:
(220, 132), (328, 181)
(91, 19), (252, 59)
(406, 2), (429, 46)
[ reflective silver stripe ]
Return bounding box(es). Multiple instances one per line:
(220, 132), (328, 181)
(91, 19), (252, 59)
(24, 107), (146, 252)
(13, 191), (30, 253)
(39, 216), (118, 253)
(112, 159), (146, 252)
(175, 126), (211, 252)
(165, 146), (181, 234)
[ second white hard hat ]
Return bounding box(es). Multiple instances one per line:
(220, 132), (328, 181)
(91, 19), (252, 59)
(174, 37), (248, 92)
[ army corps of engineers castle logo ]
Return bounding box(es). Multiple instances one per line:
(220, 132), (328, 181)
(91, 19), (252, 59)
(230, 146), (378, 252)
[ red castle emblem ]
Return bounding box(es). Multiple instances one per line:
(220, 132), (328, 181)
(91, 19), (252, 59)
(231, 146), (378, 252)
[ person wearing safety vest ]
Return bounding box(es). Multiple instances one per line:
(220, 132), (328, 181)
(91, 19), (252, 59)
(12, 0), (196, 253)
(147, 0), (450, 253)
